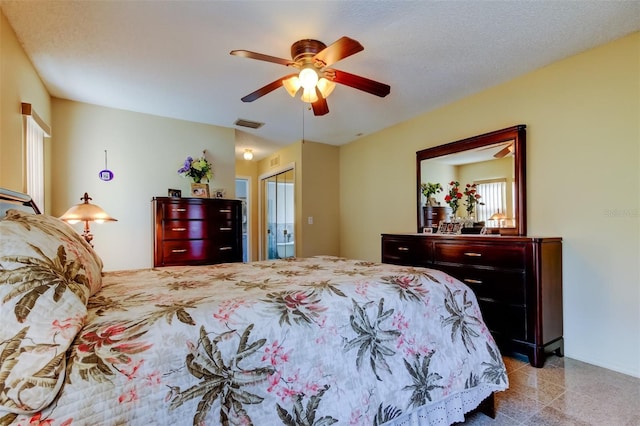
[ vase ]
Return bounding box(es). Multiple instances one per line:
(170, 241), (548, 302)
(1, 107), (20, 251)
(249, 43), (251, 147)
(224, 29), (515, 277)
(466, 214), (475, 227)
(191, 182), (210, 198)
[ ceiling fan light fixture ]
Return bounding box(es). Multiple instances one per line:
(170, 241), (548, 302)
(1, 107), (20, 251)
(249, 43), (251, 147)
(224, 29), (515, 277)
(282, 76), (301, 97)
(301, 87), (318, 103)
(317, 77), (336, 98)
(298, 67), (318, 91)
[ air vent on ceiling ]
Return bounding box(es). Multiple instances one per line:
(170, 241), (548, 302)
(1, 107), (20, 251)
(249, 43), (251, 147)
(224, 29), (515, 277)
(234, 118), (264, 129)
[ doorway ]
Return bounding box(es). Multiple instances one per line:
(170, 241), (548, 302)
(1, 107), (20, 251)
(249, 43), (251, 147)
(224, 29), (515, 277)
(235, 178), (250, 262)
(261, 167), (295, 260)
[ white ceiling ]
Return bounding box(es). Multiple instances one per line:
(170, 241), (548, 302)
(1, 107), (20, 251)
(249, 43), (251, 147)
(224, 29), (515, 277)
(2, 1), (639, 160)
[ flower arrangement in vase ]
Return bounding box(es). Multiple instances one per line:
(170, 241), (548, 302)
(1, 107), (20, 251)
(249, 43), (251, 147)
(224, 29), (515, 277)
(444, 181), (463, 217)
(463, 183), (484, 218)
(420, 182), (442, 206)
(178, 152), (213, 183)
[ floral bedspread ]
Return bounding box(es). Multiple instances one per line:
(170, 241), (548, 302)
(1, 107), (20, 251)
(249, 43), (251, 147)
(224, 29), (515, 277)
(4, 256), (507, 426)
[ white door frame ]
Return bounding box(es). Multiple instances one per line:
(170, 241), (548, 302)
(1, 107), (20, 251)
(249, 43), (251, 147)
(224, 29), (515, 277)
(235, 176), (251, 262)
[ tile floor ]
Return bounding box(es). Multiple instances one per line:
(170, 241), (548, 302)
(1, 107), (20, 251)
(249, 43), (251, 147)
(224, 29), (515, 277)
(461, 354), (640, 425)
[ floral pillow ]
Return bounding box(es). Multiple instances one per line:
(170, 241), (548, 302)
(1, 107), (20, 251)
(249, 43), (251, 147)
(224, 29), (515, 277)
(0, 209), (103, 414)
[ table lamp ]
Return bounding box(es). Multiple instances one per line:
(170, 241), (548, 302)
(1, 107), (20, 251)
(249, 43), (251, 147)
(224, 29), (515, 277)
(489, 210), (507, 228)
(60, 192), (117, 246)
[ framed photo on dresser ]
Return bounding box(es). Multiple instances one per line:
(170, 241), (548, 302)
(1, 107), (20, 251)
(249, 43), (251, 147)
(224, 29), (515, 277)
(191, 183), (210, 198)
(437, 221), (463, 234)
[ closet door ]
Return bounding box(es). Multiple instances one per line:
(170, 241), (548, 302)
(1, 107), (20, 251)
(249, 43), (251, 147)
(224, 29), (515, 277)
(262, 168), (295, 260)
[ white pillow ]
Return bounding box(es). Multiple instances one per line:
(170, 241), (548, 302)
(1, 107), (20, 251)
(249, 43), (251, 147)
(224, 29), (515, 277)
(0, 210), (103, 413)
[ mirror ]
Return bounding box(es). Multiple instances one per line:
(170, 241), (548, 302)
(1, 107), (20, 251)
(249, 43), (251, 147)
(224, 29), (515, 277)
(416, 125), (526, 235)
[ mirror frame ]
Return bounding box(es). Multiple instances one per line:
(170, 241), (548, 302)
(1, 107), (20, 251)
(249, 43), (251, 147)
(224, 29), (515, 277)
(416, 125), (527, 235)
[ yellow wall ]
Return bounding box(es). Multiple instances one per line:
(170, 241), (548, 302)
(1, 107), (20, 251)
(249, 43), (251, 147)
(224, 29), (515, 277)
(300, 141), (340, 257)
(249, 140), (340, 260)
(50, 99), (236, 271)
(0, 11), (51, 211)
(340, 32), (640, 377)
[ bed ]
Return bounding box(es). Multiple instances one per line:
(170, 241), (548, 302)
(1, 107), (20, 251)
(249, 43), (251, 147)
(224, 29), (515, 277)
(0, 189), (507, 426)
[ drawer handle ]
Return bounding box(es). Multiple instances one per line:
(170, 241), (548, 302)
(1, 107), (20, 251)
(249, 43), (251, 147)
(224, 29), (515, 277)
(219, 246), (232, 251)
(219, 227), (232, 231)
(171, 227), (186, 231)
(464, 278), (483, 284)
(398, 247), (409, 251)
(219, 209), (232, 213)
(172, 208), (187, 212)
(171, 249), (188, 253)
(464, 252), (482, 257)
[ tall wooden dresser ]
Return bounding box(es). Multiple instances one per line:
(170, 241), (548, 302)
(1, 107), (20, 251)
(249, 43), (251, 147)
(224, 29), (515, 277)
(423, 206), (451, 231)
(382, 233), (563, 367)
(152, 197), (242, 267)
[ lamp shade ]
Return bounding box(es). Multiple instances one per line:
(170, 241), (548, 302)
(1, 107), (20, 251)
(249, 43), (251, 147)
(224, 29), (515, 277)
(316, 78), (336, 98)
(300, 87), (318, 103)
(60, 202), (116, 224)
(489, 211), (506, 220)
(282, 76), (301, 97)
(243, 149), (253, 160)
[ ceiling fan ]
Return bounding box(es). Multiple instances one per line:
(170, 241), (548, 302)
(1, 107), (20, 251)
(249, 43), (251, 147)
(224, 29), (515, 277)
(230, 36), (391, 116)
(493, 144), (514, 158)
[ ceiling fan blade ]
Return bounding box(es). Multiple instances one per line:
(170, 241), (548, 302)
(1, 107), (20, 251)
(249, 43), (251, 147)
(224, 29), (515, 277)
(494, 145), (513, 158)
(311, 88), (329, 116)
(240, 74), (298, 102)
(230, 50), (295, 67)
(331, 69), (390, 97)
(313, 36), (364, 67)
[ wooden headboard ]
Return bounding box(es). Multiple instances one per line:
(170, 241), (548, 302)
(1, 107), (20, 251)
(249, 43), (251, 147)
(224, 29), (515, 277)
(0, 188), (41, 217)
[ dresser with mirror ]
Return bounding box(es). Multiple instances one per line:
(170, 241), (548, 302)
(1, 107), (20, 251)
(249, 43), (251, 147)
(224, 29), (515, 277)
(381, 125), (563, 367)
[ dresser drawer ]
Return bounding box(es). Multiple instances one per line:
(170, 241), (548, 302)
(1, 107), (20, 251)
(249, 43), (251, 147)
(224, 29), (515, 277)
(382, 236), (431, 267)
(209, 226), (238, 245)
(209, 220), (237, 234)
(215, 244), (242, 263)
(163, 203), (207, 220)
(208, 203), (238, 221)
(477, 300), (527, 341)
(163, 220), (210, 240)
(162, 219), (238, 240)
(162, 239), (238, 262)
(434, 242), (526, 270)
(439, 265), (526, 305)
(162, 240), (212, 265)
